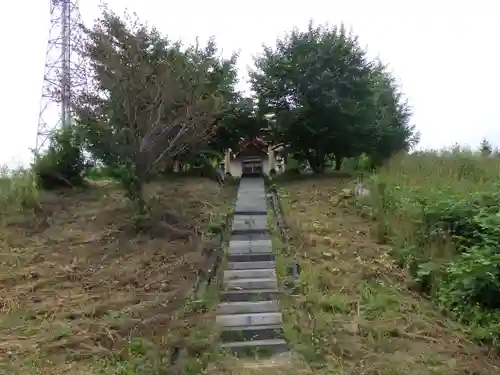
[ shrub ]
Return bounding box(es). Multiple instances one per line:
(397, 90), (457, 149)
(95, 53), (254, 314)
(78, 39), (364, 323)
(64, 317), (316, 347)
(86, 164), (117, 180)
(341, 154), (372, 172)
(370, 149), (500, 349)
(439, 248), (500, 313)
(32, 128), (89, 190)
(0, 166), (39, 212)
(224, 175), (240, 186)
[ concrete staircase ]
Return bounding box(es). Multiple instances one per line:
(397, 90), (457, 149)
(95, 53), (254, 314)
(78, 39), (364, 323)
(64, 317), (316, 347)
(216, 176), (288, 356)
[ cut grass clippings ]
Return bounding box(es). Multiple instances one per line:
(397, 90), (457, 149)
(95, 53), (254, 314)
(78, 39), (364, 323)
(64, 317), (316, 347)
(274, 177), (500, 375)
(0, 178), (236, 375)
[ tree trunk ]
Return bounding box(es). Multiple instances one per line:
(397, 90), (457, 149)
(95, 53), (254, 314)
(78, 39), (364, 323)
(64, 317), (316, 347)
(282, 148), (290, 171)
(334, 158), (342, 170)
(334, 152), (343, 171)
(306, 150), (326, 174)
(135, 192), (147, 216)
(123, 170), (148, 218)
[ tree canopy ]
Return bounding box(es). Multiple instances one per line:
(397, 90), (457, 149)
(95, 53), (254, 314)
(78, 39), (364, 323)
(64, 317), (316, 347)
(250, 22), (419, 172)
(37, 11), (420, 215)
(73, 10), (238, 210)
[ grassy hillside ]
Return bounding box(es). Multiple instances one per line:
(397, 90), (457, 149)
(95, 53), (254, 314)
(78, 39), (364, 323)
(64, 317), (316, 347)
(0, 175), (236, 375)
(371, 150), (500, 348)
(277, 175), (500, 374)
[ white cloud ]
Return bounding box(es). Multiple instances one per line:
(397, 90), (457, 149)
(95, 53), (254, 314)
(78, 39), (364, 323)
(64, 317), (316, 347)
(1, 0), (499, 166)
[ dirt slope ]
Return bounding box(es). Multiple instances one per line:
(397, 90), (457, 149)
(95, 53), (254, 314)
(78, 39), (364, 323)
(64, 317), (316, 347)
(0, 178), (235, 375)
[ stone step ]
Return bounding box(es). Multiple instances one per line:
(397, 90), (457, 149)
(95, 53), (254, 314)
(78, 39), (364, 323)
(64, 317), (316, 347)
(230, 239), (273, 247)
(218, 300), (280, 315)
(236, 194), (266, 199)
(232, 215), (268, 231)
(231, 228), (269, 235)
(224, 268), (276, 280)
(239, 181), (264, 184)
(227, 260), (276, 270)
(225, 277), (278, 290)
(220, 324), (284, 342)
(236, 198), (267, 203)
(219, 338), (288, 356)
(236, 194), (266, 198)
(216, 312), (282, 327)
(233, 210), (267, 216)
(227, 253), (275, 263)
(234, 204), (267, 215)
(228, 239), (273, 254)
(230, 232), (271, 242)
(236, 192), (266, 197)
(228, 244), (272, 255)
(239, 182), (264, 186)
(235, 198), (266, 202)
(220, 289), (280, 302)
(234, 209), (267, 216)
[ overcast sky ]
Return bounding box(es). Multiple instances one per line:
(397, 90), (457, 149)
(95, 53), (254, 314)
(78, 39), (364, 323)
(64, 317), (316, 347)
(1, 1), (499, 167)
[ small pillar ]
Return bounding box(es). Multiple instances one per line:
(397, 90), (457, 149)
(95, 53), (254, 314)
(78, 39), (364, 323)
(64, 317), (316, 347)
(224, 149), (231, 175)
(268, 146), (276, 171)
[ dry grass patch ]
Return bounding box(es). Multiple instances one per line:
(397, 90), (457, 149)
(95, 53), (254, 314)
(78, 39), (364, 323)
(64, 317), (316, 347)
(277, 177), (500, 375)
(207, 352), (314, 375)
(0, 178), (236, 374)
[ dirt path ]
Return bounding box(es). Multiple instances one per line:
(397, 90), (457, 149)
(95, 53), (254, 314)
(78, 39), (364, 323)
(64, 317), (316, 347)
(276, 177), (500, 375)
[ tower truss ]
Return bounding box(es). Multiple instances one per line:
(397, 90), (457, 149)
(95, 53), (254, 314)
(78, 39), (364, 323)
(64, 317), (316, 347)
(36, 0), (88, 152)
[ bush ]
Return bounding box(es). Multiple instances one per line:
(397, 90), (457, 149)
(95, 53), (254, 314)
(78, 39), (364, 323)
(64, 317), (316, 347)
(370, 149), (500, 349)
(224, 175), (240, 186)
(86, 164), (117, 180)
(33, 128), (89, 189)
(0, 166), (39, 212)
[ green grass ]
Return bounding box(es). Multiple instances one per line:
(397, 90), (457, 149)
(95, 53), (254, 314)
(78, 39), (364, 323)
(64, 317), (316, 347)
(370, 150), (500, 349)
(272, 176), (500, 375)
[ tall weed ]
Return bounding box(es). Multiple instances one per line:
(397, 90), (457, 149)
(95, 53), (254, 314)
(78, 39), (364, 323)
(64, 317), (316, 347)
(370, 149), (500, 349)
(0, 166), (40, 213)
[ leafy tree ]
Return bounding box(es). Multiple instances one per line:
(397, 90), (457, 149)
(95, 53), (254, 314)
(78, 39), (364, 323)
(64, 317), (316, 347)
(365, 61), (420, 169)
(250, 22), (375, 173)
(208, 96), (267, 155)
(32, 127), (90, 189)
(73, 10), (229, 213)
(251, 22), (418, 172)
(187, 37), (242, 155)
(479, 138), (492, 156)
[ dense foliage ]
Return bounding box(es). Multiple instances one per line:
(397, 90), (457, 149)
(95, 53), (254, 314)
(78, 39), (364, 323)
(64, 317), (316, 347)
(372, 149), (500, 350)
(70, 11), (238, 212)
(250, 22), (419, 172)
(32, 16), (419, 206)
(32, 127), (89, 189)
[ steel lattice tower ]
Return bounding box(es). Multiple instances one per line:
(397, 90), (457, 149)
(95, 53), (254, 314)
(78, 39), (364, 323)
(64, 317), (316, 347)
(36, 0), (87, 152)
